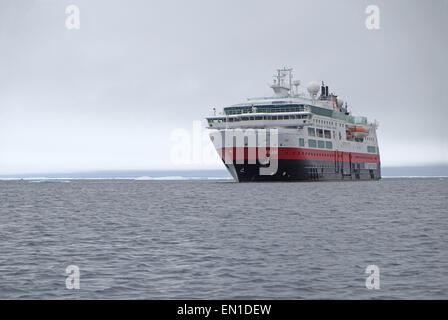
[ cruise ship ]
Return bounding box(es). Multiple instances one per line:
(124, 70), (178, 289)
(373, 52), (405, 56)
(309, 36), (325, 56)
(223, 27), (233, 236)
(206, 68), (381, 182)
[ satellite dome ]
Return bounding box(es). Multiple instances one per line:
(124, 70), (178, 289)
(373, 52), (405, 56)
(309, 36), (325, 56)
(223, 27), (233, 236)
(337, 97), (344, 108)
(293, 80), (301, 86)
(307, 81), (320, 96)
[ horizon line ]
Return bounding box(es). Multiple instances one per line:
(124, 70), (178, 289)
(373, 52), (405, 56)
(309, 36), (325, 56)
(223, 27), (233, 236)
(1, 164), (448, 179)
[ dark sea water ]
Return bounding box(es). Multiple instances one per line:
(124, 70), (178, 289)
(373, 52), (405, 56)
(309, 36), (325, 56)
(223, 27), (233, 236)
(0, 178), (447, 299)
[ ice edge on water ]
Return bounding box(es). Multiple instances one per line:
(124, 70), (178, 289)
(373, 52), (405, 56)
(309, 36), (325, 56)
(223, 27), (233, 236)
(0, 176), (445, 181)
(0, 176), (234, 181)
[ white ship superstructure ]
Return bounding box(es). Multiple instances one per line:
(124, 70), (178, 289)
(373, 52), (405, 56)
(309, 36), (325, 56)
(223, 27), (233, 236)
(206, 68), (381, 182)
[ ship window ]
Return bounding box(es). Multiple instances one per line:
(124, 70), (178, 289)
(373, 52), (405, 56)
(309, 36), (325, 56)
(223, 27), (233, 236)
(308, 128), (315, 136)
(278, 116), (284, 120)
(228, 118), (234, 122)
(318, 140), (325, 148)
(299, 138), (305, 147)
(250, 117), (254, 120)
(316, 129), (323, 138)
(255, 116), (262, 120)
(242, 117), (249, 121)
(308, 139), (317, 148)
(272, 116), (278, 120)
(326, 141), (333, 149)
(368, 146), (376, 153)
(324, 130), (331, 139)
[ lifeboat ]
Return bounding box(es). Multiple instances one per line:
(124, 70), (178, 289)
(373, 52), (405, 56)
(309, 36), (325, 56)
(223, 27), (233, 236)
(349, 126), (369, 139)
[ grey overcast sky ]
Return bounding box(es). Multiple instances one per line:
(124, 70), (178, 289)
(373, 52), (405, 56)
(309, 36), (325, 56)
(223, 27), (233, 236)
(0, 0), (447, 174)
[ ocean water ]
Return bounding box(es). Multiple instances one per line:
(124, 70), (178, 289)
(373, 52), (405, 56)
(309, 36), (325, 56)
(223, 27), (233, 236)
(0, 178), (447, 299)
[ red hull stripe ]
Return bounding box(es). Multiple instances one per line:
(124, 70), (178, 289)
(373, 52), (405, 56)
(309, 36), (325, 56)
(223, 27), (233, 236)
(219, 147), (380, 163)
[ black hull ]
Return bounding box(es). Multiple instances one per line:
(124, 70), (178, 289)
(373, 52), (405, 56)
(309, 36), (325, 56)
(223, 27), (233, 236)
(225, 159), (381, 182)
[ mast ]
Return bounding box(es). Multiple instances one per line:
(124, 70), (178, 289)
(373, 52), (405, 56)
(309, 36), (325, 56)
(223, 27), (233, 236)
(271, 67), (293, 97)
